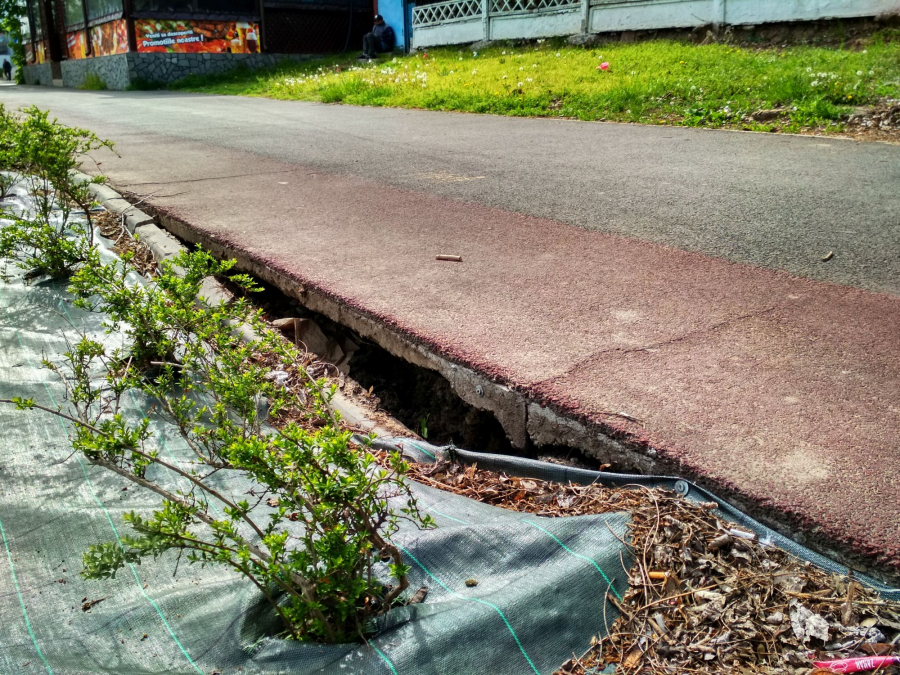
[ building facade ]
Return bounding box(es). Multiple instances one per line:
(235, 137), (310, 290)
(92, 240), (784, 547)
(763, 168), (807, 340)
(22, 0), (373, 89)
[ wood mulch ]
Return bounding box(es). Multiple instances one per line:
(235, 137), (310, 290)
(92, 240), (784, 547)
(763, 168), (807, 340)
(375, 456), (900, 675)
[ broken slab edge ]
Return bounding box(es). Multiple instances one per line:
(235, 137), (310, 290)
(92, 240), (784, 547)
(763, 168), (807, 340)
(526, 403), (655, 473)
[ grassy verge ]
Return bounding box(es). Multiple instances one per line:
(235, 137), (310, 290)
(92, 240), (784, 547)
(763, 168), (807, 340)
(170, 31), (900, 133)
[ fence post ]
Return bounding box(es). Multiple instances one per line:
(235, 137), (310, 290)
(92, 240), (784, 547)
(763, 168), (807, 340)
(580, 0), (590, 34)
(482, 0), (490, 42)
(711, 0), (726, 34)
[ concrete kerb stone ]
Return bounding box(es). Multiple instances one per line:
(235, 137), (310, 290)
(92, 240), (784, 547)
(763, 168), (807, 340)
(133, 223), (183, 263)
(88, 183), (123, 203)
(72, 173), (155, 232)
(124, 209), (156, 233)
(102, 198), (136, 216)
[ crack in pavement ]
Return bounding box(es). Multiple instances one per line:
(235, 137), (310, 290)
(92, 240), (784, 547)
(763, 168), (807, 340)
(532, 304), (781, 388)
(115, 168), (303, 187)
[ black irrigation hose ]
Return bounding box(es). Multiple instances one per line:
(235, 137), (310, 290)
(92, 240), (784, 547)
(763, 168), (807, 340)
(375, 436), (900, 602)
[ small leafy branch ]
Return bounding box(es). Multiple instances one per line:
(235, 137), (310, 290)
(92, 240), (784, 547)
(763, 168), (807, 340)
(0, 107), (432, 642)
(0, 105), (114, 279)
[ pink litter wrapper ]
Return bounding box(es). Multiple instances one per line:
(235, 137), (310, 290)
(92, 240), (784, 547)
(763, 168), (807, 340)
(813, 655), (900, 673)
(598, 62), (610, 71)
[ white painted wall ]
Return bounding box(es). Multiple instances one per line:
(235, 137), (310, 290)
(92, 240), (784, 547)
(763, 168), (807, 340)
(589, 0), (712, 32)
(412, 0), (900, 48)
(725, 0), (900, 24)
(491, 9), (582, 39)
(413, 18), (486, 46)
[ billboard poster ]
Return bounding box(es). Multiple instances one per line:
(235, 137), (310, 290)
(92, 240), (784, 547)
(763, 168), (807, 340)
(135, 20), (260, 54)
(91, 19), (128, 56)
(25, 42), (34, 64)
(66, 30), (87, 60)
(35, 41), (46, 64)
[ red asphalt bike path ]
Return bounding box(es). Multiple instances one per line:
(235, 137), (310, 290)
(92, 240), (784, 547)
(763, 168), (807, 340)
(75, 127), (900, 580)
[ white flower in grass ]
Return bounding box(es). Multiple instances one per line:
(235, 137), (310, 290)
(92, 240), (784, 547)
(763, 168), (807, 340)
(472, 69), (477, 74)
(556, 52), (560, 57)
(526, 77), (532, 82)
(857, 71), (863, 76)
(518, 81), (523, 86)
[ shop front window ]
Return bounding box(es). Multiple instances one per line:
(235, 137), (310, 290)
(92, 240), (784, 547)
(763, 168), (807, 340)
(132, 0), (257, 15)
(87, 0), (125, 22)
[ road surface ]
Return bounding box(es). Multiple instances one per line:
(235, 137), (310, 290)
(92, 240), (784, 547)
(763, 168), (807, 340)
(2, 86), (899, 580)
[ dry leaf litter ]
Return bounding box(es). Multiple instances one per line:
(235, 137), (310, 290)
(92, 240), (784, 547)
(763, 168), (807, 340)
(96, 210), (158, 276)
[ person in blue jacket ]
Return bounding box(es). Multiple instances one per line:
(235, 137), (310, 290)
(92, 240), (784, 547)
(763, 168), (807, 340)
(359, 15), (395, 60)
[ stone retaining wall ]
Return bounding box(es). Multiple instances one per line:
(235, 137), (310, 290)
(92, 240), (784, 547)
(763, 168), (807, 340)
(60, 54), (131, 90)
(22, 63), (53, 87)
(25, 53), (309, 91)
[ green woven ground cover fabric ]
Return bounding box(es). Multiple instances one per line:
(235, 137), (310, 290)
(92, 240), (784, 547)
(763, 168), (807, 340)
(0, 209), (631, 675)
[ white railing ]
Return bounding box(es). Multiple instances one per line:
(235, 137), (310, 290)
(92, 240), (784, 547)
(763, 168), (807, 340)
(412, 0), (483, 27)
(412, 0), (898, 47)
(491, 0), (579, 14)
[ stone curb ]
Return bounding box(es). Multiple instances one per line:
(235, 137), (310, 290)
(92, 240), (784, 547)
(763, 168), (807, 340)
(133, 223), (183, 263)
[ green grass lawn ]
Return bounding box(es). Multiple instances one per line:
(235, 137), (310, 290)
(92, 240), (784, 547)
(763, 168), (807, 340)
(171, 31), (900, 133)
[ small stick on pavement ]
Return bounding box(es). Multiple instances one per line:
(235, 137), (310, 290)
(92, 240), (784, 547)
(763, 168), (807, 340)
(435, 254), (463, 262)
(822, 251), (834, 262)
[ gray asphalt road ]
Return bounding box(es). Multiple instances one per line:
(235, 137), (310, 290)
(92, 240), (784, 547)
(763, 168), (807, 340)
(3, 86), (899, 294)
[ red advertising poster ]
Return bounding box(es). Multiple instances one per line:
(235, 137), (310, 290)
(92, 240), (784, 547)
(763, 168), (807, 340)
(91, 19), (128, 57)
(25, 43), (34, 64)
(66, 30), (88, 60)
(135, 20), (260, 54)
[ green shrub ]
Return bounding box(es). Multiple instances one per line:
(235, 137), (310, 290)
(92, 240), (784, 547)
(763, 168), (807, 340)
(79, 72), (108, 91)
(0, 106), (113, 279)
(125, 77), (166, 91)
